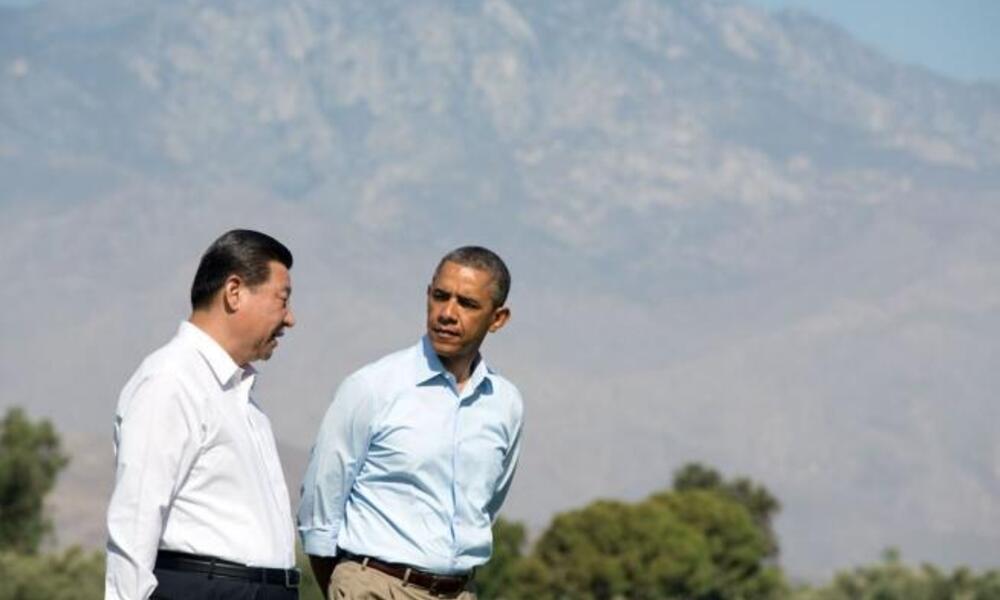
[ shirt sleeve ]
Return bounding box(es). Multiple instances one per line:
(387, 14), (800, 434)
(105, 374), (204, 600)
(486, 399), (524, 523)
(297, 372), (375, 557)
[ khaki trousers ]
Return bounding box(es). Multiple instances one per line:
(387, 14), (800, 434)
(328, 559), (477, 600)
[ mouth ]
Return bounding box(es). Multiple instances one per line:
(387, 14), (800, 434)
(431, 327), (460, 339)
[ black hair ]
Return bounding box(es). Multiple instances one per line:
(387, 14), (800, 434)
(190, 229), (293, 310)
(434, 246), (511, 306)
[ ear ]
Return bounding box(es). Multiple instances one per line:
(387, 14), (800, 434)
(488, 306), (510, 333)
(221, 274), (244, 313)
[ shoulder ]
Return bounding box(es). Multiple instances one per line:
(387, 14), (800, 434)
(348, 343), (420, 393)
(330, 344), (412, 410)
(486, 370), (522, 402)
(116, 336), (208, 416)
(140, 333), (203, 374)
(485, 369), (525, 420)
(361, 343), (418, 379)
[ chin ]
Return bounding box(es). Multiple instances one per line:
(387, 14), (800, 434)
(429, 340), (460, 357)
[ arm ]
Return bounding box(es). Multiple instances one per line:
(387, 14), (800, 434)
(297, 374), (375, 581)
(486, 400), (524, 522)
(105, 376), (202, 600)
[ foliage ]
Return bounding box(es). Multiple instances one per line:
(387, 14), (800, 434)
(476, 518), (528, 599)
(0, 407), (69, 554)
(0, 546), (104, 600)
(650, 490), (785, 598)
(522, 491), (783, 599)
(790, 549), (1000, 600)
(673, 462), (781, 558)
(478, 463), (786, 599)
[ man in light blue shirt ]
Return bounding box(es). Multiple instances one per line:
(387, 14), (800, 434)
(298, 246), (523, 599)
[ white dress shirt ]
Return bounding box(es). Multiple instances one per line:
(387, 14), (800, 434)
(105, 322), (295, 600)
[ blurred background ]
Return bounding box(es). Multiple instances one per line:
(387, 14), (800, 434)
(1, 0), (998, 597)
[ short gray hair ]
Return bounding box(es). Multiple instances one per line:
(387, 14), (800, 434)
(434, 246), (511, 307)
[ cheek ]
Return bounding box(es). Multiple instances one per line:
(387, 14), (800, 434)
(468, 315), (489, 334)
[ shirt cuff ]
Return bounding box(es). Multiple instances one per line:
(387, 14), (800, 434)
(299, 527), (339, 557)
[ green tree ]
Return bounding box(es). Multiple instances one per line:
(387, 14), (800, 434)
(526, 489), (784, 599)
(791, 549), (1000, 600)
(673, 462), (781, 558)
(0, 407), (69, 553)
(476, 518), (529, 599)
(650, 490), (785, 599)
(0, 546), (104, 600)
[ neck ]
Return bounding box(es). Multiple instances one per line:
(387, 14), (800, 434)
(440, 353), (478, 386)
(189, 312), (248, 366)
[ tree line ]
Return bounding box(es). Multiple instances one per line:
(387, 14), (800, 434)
(2, 408), (998, 599)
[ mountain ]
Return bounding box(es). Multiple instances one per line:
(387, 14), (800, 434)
(2, 0), (999, 579)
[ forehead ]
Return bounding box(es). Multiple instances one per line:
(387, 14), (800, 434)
(432, 261), (495, 295)
(263, 261), (292, 289)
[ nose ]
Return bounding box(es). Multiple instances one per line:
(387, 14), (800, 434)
(436, 299), (458, 323)
(285, 308), (296, 328)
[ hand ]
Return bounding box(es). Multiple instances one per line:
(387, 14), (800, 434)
(308, 555), (339, 599)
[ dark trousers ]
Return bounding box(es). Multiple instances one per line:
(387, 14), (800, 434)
(151, 567), (298, 600)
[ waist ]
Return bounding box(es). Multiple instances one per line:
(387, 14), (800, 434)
(154, 550), (300, 589)
(337, 549), (472, 595)
(158, 510), (295, 565)
(335, 505), (492, 571)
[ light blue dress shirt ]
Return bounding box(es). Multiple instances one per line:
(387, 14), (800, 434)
(298, 337), (524, 575)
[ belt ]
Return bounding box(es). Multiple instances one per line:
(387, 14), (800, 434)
(154, 550), (300, 589)
(338, 549), (472, 595)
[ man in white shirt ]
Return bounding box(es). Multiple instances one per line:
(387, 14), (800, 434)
(105, 229), (300, 600)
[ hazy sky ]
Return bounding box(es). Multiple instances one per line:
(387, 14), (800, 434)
(744, 0), (1000, 82)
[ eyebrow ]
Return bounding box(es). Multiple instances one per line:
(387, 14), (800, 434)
(436, 289), (481, 307)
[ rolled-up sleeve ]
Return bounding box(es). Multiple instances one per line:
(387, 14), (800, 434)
(105, 375), (202, 600)
(297, 373), (375, 557)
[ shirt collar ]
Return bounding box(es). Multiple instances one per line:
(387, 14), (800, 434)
(178, 321), (252, 390)
(416, 335), (494, 394)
